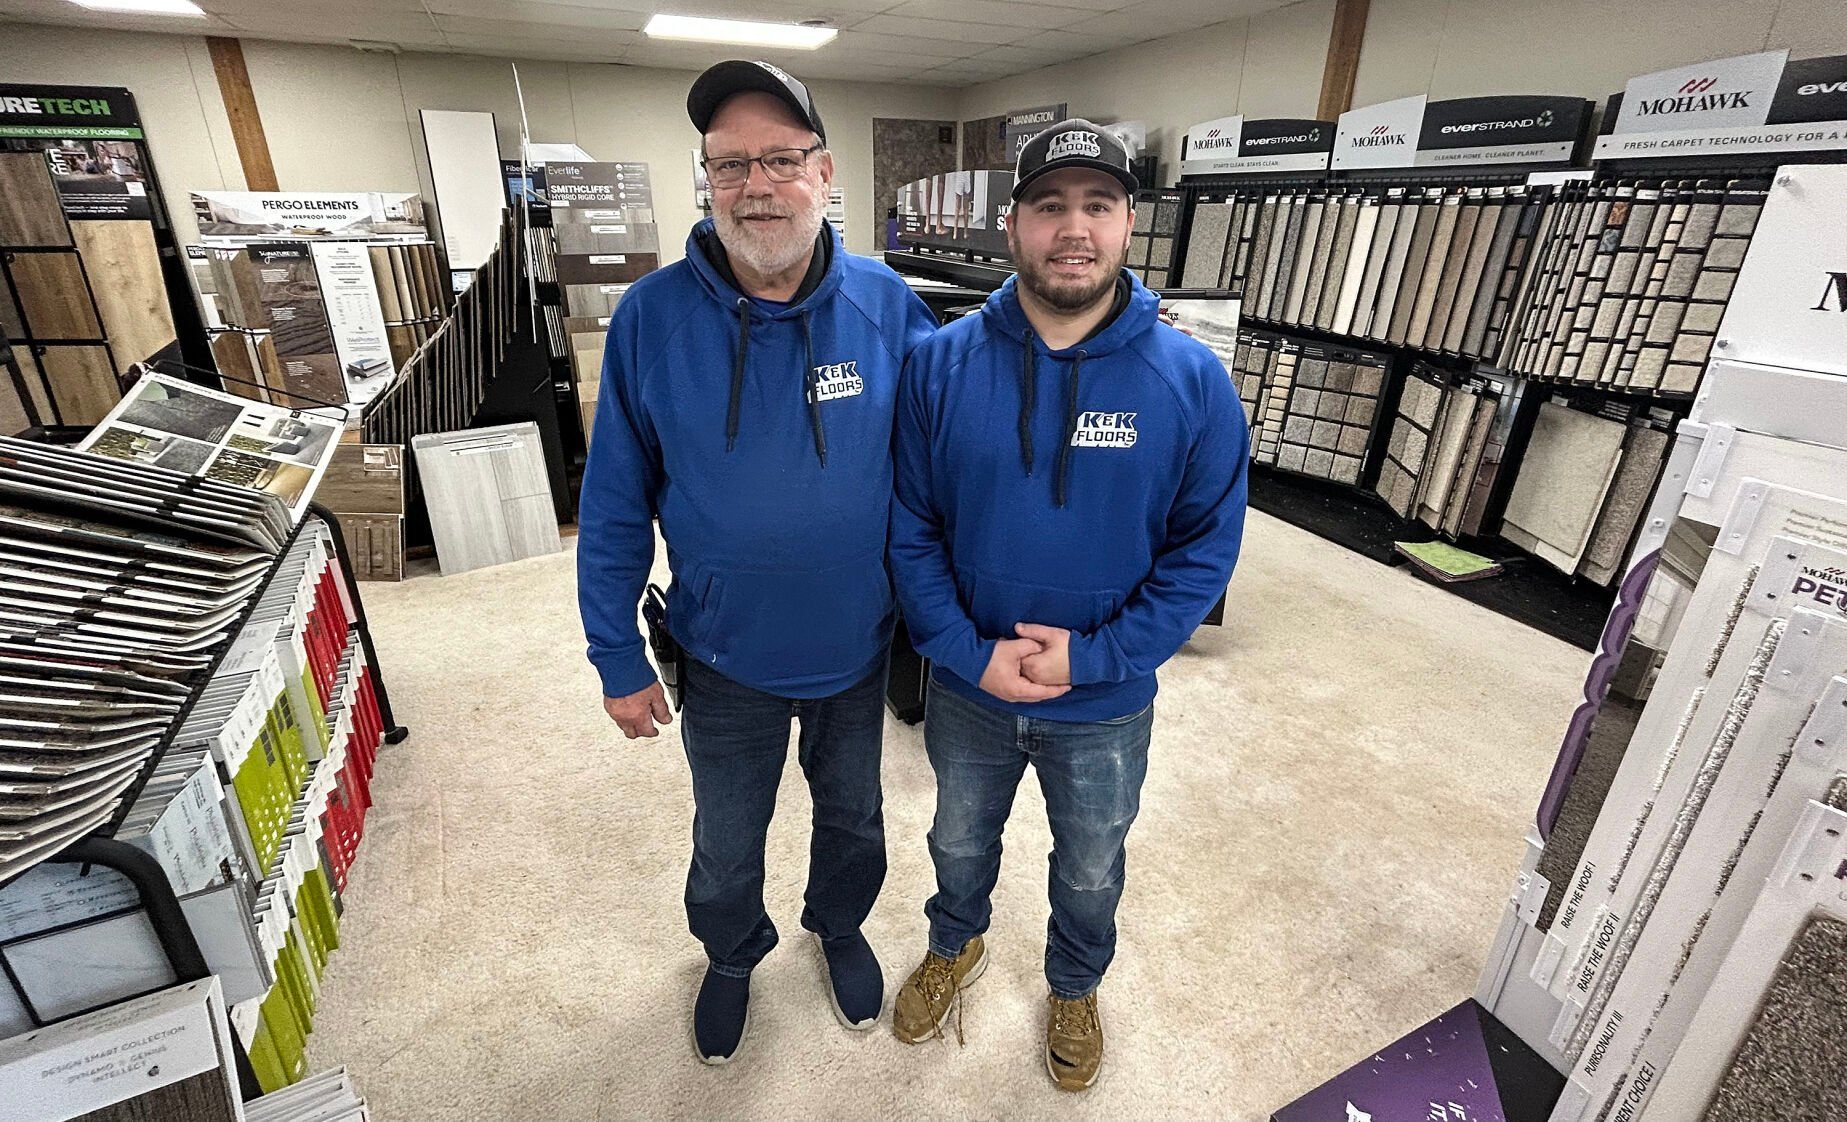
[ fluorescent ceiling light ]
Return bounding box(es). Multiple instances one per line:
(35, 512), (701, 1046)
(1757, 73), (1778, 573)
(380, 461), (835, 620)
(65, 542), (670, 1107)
(69, 0), (205, 13)
(644, 14), (836, 50)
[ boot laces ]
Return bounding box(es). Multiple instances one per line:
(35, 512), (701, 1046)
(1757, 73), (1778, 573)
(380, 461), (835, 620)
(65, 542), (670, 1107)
(1050, 993), (1097, 1039)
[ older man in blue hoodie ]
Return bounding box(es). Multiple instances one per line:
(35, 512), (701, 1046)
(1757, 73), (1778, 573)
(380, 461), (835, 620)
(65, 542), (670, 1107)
(888, 121), (1249, 1089)
(577, 61), (937, 1065)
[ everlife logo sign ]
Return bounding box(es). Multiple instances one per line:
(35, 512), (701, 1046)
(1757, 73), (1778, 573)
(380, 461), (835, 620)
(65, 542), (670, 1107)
(808, 360), (863, 403)
(1046, 130), (1102, 161)
(1070, 411), (1136, 448)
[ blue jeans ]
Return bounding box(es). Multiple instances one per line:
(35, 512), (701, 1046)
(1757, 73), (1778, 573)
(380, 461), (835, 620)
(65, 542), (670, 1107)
(681, 654), (889, 977)
(922, 678), (1152, 999)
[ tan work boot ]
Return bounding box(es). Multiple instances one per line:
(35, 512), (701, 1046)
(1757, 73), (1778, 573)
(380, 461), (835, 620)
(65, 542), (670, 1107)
(891, 936), (987, 1044)
(1045, 991), (1103, 1091)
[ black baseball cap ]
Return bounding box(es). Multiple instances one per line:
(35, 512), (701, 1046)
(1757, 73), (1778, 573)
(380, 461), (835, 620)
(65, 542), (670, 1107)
(1011, 118), (1137, 201)
(687, 60), (827, 144)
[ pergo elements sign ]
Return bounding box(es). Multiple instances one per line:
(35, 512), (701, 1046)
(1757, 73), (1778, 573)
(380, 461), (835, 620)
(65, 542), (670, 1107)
(1595, 50), (1847, 158)
(1332, 94), (1589, 169)
(1181, 115), (1334, 176)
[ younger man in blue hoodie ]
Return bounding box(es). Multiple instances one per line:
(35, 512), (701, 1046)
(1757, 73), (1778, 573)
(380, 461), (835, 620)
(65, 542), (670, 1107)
(887, 121), (1249, 1090)
(577, 62), (937, 1064)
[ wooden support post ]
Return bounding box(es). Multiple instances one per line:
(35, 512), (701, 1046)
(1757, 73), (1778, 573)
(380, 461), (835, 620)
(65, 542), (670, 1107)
(206, 36), (279, 191)
(1316, 0), (1371, 122)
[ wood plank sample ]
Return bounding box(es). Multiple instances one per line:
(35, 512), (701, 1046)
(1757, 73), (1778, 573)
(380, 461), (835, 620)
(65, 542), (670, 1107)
(71, 221), (176, 373)
(0, 153), (71, 247)
(39, 345), (120, 424)
(8, 252), (102, 339)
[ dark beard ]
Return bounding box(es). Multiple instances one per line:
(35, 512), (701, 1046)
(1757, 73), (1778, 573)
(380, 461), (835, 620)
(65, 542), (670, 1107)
(1009, 236), (1125, 313)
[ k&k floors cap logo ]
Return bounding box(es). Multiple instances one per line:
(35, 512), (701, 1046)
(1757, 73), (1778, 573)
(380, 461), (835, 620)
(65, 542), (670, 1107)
(808, 360), (863, 403)
(1047, 130), (1103, 161)
(1070, 411), (1137, 448)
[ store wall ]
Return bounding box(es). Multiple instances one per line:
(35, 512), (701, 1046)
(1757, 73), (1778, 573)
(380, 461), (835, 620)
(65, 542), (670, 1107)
(953, 0), (1338, 180)
(956, 0), (1847, 184)
(0, 23), (958, 258)
(1351, 0), (1847, 108)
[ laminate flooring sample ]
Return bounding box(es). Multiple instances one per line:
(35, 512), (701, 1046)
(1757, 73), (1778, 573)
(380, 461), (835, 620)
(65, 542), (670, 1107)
(1408, 195), (1463, 347)
(1369, 200), (1420, 342)
(1704, 916), (1847, 1122)
(71, 221), (175, 373)
(1181, 199), (1232, 290)
(8, 252), (101, 340)
(414, 422), (562, 575)
(0, 152), (71, 247)
(38, 345), (120, 425)
(1578, 424), (1670, 586)
(1282, 200), (1324, 324)
(1500, 402), (1626, 572)
(1348, 201), (1401, 338)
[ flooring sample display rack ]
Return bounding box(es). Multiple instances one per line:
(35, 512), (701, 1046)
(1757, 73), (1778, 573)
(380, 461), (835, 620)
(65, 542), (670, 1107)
(1275, 165), (1847, 1121)
(1, 85), (212, 433)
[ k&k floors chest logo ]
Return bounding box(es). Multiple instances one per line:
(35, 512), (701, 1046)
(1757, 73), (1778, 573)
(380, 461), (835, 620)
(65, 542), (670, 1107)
(1047, 130), (1103, 161)
(809, 360), (863, 403)
(1070, 411), (1137, 448)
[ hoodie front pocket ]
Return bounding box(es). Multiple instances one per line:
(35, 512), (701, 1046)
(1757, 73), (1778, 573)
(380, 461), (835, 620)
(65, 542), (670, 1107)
(696, 555), (893, 678)
(962, 569), (1119, 641)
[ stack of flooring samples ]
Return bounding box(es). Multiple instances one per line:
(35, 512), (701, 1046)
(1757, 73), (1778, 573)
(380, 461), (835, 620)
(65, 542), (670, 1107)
(1499, 399), (1671, 581)
(1373, 365), (1517, 538)
(1531, 476), (1847, 1120)
(200, 241), (446, 405)
(412, 421), (562, 575)
(1182, 184), (1543, 363)
(1499, 178), (1767, 394)
(1227, 328), (1388, 485)
(1126, 190), (1185, 290)
(319, 442), (404, 582)
(245, 1066), (373, 1121)
(0, 435), (286, 885)
(1, 150), (178, 428)
(546, 162), (657, 423)
(0, 977), (244, 1121)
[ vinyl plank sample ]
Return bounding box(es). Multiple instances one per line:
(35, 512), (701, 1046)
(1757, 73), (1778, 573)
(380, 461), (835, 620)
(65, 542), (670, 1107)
(71, 221), (176, 373)
(8, 252), (102, 340)
(0, 152), (71, 247)
(38, 345), (120, 425)
(1500, 401), (1627, 572)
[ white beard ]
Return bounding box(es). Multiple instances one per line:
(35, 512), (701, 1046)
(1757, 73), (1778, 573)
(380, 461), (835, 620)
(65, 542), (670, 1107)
(714, 186), (829, 277)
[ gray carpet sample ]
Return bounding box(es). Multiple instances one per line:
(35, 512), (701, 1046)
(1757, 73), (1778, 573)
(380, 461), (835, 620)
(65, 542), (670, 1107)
(1705, 917), (1847, 1122)
(1537, 694), (1642, 930)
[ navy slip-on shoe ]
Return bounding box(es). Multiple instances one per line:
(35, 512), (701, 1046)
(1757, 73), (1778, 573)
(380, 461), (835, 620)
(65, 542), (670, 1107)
(816, 931), (883, 1030)
(693, 967), (752, 1064)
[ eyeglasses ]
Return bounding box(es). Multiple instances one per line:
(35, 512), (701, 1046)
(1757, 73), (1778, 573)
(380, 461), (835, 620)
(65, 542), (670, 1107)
(702, 143), (825, 188)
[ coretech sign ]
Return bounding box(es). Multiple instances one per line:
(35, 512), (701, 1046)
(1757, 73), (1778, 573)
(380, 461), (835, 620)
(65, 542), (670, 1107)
(1333, 94), (1589, 169)
(1595, 50), (1847, 158)
(1181, 115), (1333, 176)
(0, 83), (143, 139)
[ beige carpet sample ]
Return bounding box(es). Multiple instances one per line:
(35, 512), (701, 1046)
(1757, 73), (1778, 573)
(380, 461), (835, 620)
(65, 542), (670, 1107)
(1501, 402), (1628, 573)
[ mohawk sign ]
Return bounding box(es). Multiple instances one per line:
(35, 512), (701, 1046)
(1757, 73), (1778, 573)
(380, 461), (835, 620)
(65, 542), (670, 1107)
(1596, 49), (1847, 158)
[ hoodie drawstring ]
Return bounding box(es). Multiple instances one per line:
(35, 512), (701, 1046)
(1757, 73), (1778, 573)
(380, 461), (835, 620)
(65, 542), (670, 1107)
(1053, 351), (1085, 508)
(1018, 330), (1036, 477)
(800, 312), (826, 466)
(726, 297), (750, 452)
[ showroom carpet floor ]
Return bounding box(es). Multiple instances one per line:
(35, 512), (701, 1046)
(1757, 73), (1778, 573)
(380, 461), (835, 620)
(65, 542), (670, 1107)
(305, 510), (1588, 1121)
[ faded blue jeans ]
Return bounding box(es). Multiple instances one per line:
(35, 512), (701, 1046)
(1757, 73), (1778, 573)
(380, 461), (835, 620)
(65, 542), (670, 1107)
(922, 676), (1153, 999)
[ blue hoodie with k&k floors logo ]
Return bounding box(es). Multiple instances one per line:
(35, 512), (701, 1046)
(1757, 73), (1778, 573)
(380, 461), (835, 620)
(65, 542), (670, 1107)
(578, 218), (937, 699)
(890, 272), (1250, 722)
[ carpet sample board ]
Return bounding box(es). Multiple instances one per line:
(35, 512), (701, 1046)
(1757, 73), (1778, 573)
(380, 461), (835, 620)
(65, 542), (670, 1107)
(71, 220), (175, 374)
(1578, 423), (1671, 586)
(1395, 540), (1503, 583)
(0, 152), (71, 247)
(1180, 198), (1231, 290)
(1375, 368), (1446, 518)
(1500, 402), (1626, 573)
(1704, 916), (1847, 1122)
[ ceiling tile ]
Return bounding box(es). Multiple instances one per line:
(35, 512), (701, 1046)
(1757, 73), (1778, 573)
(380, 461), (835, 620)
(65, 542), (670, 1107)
(851, 13), (1030, 46)
(218, 11), (443, 39)
(434, 13), (643, 39)
(423, 0), (648, 29)
(1061, 0), (1247, 41)
(966, 42), (1087, 67)
(441, 33), (632, 60)
(827, 30), (969, 60)
(881, 0), (1096, 30)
